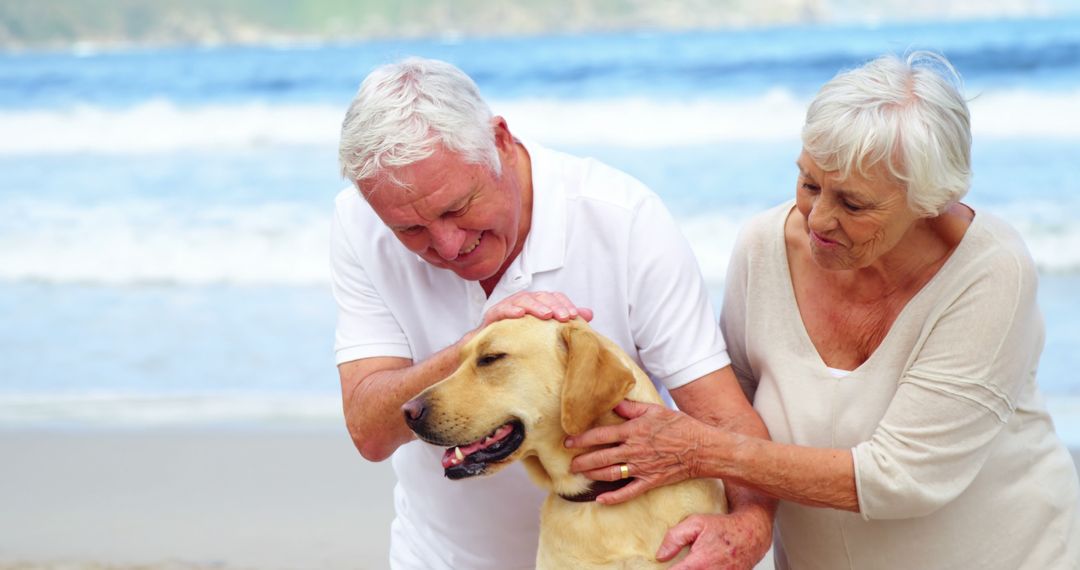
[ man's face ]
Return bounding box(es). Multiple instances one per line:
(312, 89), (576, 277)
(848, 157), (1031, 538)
(363, 142), (526, 283)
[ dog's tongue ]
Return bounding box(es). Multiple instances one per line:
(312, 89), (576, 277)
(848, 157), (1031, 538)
(440, 423), (515, 469)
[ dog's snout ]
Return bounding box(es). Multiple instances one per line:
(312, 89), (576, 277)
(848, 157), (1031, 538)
(402, 398), (427, 426)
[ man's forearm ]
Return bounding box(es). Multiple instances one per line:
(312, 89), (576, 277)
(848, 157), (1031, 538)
(670, 368), (777, 559)
(710, 397), (777, 549)
(341, 338), (467, 461)
(340, 292), (593, 462)
(699, 407), (777, 556)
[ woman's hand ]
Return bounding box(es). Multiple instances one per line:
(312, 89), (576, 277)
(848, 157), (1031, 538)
(480, 290), (593, 329)
(565, 399), (717, 505)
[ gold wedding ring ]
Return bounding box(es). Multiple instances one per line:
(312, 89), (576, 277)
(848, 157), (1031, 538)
(619, 464), (630, 480)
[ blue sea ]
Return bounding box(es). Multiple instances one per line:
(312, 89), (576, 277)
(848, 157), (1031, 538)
(1, 17), (1079, 442)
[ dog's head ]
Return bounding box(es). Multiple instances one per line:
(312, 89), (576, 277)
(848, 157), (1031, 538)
(402, 316), (635, 480)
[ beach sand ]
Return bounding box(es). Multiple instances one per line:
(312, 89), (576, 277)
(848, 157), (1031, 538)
(0, 429), (394, 570)
(1, 429), (1077, 569)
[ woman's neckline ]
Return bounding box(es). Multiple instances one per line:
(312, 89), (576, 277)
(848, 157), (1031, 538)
(777, 200), (980, 376)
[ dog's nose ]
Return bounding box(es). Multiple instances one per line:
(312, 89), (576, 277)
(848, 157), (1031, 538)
(402, 398), (427, 425)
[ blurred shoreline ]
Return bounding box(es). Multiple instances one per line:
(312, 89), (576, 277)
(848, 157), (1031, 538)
(1, 0), (1073, 53)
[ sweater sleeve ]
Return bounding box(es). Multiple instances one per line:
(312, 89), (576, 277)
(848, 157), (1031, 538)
(719, 213), (759, 402)
(853, 232), (1043, 520)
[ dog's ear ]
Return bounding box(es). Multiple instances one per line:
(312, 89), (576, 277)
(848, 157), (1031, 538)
(559, 323), (635, 436)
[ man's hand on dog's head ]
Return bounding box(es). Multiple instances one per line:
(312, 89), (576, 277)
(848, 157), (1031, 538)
(479, 290), (593, 329)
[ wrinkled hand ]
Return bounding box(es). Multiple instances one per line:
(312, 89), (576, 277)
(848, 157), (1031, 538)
(657, 513), (767, 570)
(480, 291), (593, 329)
(566, 400), (713, 505)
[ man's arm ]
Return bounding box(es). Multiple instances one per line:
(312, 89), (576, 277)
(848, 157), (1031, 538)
(340, 291), (593, 462)
(665, 368), (776, 564)
(669, 368), (767, 440)
(340, 341), (468, 462)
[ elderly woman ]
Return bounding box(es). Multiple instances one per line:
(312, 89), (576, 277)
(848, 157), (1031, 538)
(566, 51), (1080, 568)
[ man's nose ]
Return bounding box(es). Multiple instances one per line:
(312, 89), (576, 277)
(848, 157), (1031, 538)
(428, 220), (465, 260)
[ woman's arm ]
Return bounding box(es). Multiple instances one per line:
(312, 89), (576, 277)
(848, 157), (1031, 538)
(566, 399), (859, 511)
(704, 429), (858, 511)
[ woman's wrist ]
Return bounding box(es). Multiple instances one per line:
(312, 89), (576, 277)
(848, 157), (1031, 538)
(693, 424), (745, 480)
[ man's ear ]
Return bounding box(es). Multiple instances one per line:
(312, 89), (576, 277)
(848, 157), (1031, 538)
(559, 323), (635, 436)
(494, 114), (518, 166)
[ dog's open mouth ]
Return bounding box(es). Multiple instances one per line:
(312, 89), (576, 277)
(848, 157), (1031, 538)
(440, 420), (525, 480)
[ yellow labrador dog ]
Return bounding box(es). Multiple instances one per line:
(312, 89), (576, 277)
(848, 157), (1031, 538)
(402, 316), (727, 569)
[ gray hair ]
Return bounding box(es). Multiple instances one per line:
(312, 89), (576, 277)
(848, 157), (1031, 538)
(801, 51), (972, 217)
(338, 57), (500, 190)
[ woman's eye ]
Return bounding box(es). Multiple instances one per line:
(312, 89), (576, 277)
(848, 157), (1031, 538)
(843, 201), (862, 211)
(801, 183), (820, 192)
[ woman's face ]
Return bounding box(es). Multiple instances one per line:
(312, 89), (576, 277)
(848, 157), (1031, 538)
(795, 150), (921, 271)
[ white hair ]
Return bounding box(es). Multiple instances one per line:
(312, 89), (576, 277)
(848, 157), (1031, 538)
(338, 57), (500, 190)
(801, 51), (972, 217)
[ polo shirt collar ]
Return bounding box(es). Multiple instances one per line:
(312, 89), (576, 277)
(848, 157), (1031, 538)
(516, 140), (567, 278)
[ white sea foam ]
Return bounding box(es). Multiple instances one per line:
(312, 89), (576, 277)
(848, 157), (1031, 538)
(504, 90), (807, 146)
(1, 88), (1078, 154)
(509, 87), (1080, 144)
(0, 99), (343, 154)
(0, 391), (343, 428)
(2, 200), (1078, 286)
(0, 200), (331, 285)
(969, 88), (1080, 138)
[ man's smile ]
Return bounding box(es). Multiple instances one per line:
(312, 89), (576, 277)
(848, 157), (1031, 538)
(459, 231), (483, 257)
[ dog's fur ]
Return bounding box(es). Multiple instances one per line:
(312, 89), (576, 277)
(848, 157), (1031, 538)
(403, 316), (727, 569)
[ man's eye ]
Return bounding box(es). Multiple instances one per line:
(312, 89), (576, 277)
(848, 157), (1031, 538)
(842, 200), (863, 212)
(398, 226), (423, 235)
(477, 353), (506, 367)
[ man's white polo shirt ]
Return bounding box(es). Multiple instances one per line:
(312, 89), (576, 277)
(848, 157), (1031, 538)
(330, 141), (729, 569)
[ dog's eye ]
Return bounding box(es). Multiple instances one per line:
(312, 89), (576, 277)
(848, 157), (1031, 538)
(476, 353), (506, 367)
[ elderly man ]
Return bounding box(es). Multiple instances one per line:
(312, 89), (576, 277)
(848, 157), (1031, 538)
(331, 57), (773, 569)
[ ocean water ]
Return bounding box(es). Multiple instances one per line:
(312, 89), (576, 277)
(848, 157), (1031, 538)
(1, 17), (1078, 441)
